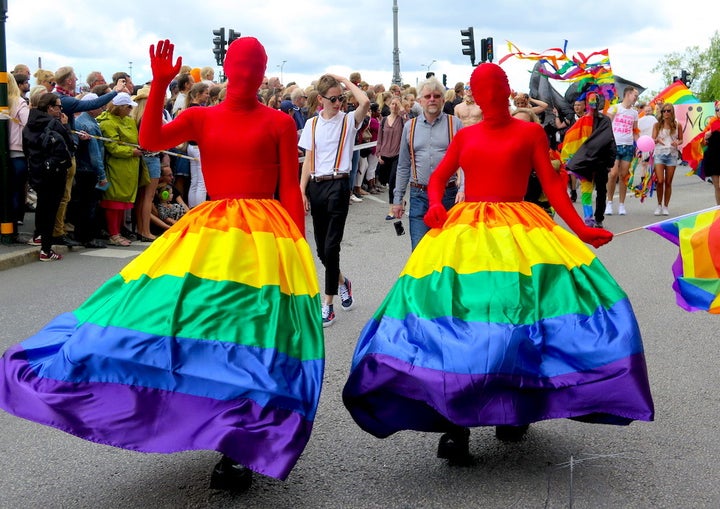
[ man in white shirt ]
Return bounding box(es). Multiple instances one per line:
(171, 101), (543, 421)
(606, 86), (639, 216)
(299, 74), (370, 327)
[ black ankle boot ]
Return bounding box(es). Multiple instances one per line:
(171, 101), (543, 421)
(209, 455), (253, 493)
(495, 424), (530, 442)
(437, 427), (474, 466)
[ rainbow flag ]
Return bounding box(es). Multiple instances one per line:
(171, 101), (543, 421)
(646, 206), (720, 314)
(343, 202), (653, 438)
(652, 80), (699, 105)
(0, 199), (324, 480)
(681, 115), (720, 175)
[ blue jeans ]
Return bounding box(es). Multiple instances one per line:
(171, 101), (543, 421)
(349, 150), (360, 191)
(408, 185), (458, 251)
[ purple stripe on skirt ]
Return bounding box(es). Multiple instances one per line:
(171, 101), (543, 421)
(343, 352), (654, 438)
(0, 345), (312, 480)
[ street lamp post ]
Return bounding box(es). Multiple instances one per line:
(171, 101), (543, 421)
(277, 60), (287, 85)
(423, 59), (437, 72)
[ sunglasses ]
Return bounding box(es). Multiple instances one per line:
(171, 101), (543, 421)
(422, 93), (443, 100)
(662, 109), (673, 113)
(322, 94), (343, 103)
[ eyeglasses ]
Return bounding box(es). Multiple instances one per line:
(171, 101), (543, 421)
(50, 103), (62, 109)
(422, 93), (443, 100)
(322, 94), (343, 103)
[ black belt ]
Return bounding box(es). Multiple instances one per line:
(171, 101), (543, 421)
(311, 173), (349, 182)
(409, 180), (457, 192)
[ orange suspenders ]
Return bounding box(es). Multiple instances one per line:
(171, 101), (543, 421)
(409, 114), (455, 182)
(310, 114), (350, 177)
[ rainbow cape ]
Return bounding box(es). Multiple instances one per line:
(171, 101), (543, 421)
(343, 202), (653, 437)
(0, 199), (324, 480)
(560, 115), (593, 164)
(646, 206), (720, 314)
(652, 80), (699, 105)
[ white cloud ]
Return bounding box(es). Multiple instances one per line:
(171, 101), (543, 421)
(5, 0), (718, 95)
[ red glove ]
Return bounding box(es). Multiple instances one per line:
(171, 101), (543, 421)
(149, 40), (182, 86)
(576, 226), (613, 248)
(424, 203), (448, 228)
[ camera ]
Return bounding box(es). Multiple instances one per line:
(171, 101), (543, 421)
(393, 220), (405, 236)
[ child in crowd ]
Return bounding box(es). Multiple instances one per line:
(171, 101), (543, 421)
(154, 184), (188, 226)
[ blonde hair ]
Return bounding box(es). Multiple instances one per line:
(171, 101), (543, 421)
(34, 69), (54, 86)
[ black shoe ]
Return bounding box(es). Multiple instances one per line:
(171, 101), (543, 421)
(437, 427), (474, 466)
(594, 221), (604, 229)
(52, 235), (81, 247)
(84, 239), (107, 249)
(137, 235), (156, 243)
(121, 227), (137, 241)
(570, 189), (577, 202)
(209, 455), (253, 493)
(495, 424), (529, 443)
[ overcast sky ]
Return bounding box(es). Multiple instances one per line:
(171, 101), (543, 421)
(5, 0), (719, 96)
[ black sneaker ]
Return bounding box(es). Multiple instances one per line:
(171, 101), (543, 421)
(338, 277), (354, 310)
(52, 235), (81, 247)
(595, 221), (604, 228)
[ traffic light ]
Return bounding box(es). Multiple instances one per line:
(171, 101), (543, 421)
(485, 37), (494, 62)
(228, 29), (240, 45)
(680, 69), (691, 86)
(442, 74), (447, 88)
(479, 37), (494, 63)
(460, 27), (475, 66)
(212, 27), (226, 65)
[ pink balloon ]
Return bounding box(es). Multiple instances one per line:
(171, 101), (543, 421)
(637, 135), (655, 152)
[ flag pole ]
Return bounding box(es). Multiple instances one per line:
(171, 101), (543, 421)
(613, 205), (720, 236)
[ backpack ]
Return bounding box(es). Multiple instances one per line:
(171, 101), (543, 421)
(39, 125), (72, 174)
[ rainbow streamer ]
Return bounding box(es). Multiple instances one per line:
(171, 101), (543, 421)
(627, 155), (655, 202)
(0, 199), (324, 480)
(646, 206), (720, 313)
(501, 42), (617, 106)
(652, 80), (699, 105)
(343, 202), (654, 438)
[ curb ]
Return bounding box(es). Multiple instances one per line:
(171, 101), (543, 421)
(0, 245), (70, 272)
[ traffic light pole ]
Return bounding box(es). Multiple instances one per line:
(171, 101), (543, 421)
(1, 0), (13, 245)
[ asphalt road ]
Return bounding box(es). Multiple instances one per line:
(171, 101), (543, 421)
(0, 172), (718, 508)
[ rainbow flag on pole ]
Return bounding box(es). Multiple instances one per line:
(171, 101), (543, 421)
(652, 80), (699, 105)
(646, 206), (720, 313)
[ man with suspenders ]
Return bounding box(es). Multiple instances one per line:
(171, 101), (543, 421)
(299, 74), (370, 327)
(393, 76), (464, 250)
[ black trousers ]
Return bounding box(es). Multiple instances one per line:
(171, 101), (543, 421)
(306, 178), (350, 296)
(68, 171), (101, 243)
(33, 169), (67, 252)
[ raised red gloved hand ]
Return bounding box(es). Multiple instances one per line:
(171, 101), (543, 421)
(423, 203), (448, 228)
(149, 40), (182, 86)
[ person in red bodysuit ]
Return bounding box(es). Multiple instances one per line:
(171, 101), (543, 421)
(343, 63), (653, 467)
(424, 64), (611, 246)
(140, 39), (304, 231)
(136, 39), (324, 493)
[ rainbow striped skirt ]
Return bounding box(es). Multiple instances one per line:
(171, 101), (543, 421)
(343, 201), (653, 438)
(0, 199), (324, 480)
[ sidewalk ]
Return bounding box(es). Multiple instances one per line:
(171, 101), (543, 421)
(0, 211), (70, 271)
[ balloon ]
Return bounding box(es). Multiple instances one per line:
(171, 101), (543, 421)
(637, 135), (655, 153)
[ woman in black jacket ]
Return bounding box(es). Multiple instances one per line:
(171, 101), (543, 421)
(23, 93), (75, 261)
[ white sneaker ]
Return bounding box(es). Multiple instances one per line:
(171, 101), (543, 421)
(662, 206), (669, 216)
(618, 203), (627, 215)
(604, 202), (614, 216)
(654, 205), (662, 216)
(349, 194), (363, 203)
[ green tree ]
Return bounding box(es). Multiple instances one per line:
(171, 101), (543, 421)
(651, 30), (720, 102)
